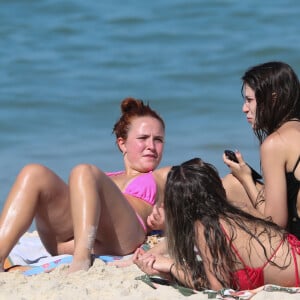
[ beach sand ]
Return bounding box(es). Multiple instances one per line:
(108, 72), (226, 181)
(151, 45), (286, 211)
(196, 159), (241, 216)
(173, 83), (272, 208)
(1, 259), (300, 300)
(0, 260), (202, 300)
(1, 232), (299, 300)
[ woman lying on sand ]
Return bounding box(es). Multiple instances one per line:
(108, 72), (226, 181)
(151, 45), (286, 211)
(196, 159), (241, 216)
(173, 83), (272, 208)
(134, 158), (300, 290)
(0, 97), (169, 272)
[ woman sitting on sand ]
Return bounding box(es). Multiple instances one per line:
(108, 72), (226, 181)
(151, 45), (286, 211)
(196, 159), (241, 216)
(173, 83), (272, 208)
(0, 97), (169, 272)
(134, 158), (300, 290)
(222, 61), (300, 238)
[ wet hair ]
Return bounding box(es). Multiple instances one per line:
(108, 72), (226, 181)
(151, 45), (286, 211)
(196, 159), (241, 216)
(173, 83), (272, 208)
(164, 157), (286, 289)
(242, 61), (300, 143)
(112, 97), (165, 147)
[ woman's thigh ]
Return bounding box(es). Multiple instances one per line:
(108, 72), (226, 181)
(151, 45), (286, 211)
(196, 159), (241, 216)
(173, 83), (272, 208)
(222, 173), (264, 215)
(89, 168), (146, 255)
(33, 167), (74, 255)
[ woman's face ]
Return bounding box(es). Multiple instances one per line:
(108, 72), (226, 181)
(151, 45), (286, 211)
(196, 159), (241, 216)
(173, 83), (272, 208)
(119, 116), (165, 172)
(242, 83), (257, 128)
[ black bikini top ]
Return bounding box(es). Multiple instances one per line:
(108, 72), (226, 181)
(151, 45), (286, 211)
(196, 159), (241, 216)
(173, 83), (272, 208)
(286, 156), (300, 238)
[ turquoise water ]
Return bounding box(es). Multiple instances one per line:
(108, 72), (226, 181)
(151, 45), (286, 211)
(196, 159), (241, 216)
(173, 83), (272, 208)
(1, 1), (300, 218)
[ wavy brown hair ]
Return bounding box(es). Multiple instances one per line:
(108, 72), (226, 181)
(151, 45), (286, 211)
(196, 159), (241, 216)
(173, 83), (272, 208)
(242, 61), (300, 144)
(164, 158), (287, 289)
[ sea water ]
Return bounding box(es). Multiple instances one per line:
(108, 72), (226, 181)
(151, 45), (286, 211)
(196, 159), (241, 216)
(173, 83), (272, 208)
(1, 1), (300, 230)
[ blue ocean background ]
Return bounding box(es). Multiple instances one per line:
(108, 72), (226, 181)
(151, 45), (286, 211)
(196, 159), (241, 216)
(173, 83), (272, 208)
(1, 1), (300, 230)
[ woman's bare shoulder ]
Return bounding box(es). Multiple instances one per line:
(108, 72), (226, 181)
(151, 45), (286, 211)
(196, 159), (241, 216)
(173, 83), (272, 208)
(261, 131), (286, 153)
(153, 166), (171, 178)
(262, 124), (300, 156)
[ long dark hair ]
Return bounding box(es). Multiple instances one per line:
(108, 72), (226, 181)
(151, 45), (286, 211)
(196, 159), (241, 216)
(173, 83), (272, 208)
(242, 61), (300, 144)
(164, 158), (286, 289)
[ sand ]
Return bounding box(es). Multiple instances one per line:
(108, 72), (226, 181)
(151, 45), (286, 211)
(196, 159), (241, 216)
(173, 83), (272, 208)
(0, 260), (204, 300)
(0, 260), (300, 300)
(0, 232), (299, 300)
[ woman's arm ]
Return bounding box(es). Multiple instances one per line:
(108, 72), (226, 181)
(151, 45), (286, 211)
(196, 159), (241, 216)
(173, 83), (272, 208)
(133, 249), (197, 288)
(153, 166), (171, 205)
(147, 166), (171, 231)
(134, 228), (224, 291)
(260, 136), (288, 227)
(224, 135), (288, 227)
(108, 237), (168, 267)
(195, 223), (224, 290)
(223, 152), (262, 210)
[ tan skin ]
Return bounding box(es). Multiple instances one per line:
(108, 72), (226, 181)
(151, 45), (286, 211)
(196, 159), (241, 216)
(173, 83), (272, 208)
(0, 116), (170, 272)
(222, 84), (300, 228)
(133, 219), (300, 290)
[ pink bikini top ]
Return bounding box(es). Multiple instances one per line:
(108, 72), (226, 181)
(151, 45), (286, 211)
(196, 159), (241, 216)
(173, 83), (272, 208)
(106, 171), (157, 206)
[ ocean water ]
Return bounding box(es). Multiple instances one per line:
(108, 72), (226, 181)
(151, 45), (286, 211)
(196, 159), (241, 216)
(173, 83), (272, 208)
(1, 1), (300, 224)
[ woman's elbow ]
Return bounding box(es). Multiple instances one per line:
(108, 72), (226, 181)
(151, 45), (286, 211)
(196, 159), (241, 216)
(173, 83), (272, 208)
(265, 212), (288, 229)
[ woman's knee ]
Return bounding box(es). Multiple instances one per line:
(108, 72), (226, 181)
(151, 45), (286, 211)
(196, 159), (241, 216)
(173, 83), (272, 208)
(222, 174), (243, 200)
(18, 164), (54, 184)
(16, 164), (66, 197)
(69, 164), (104, 185)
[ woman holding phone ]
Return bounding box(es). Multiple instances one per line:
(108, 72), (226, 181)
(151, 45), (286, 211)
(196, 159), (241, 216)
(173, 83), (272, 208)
(222, 61), (300, 238)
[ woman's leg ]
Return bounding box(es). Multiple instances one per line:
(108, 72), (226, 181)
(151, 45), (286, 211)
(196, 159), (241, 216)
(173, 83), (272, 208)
(222, 173), (264, 217)
(68, 164), (146, 272)
(0, 164), (72, 271)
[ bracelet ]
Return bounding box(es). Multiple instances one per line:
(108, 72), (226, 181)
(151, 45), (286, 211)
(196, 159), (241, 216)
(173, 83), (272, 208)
(169, 262), (175, 275)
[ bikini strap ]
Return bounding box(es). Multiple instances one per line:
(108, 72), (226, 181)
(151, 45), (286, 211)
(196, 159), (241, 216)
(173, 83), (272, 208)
(292, 156), (300, 173)
(261, 238), (284, 268)
(221, 225), (247, 266)
(287, 234), (300, 286)
(222, 224), (284, 269)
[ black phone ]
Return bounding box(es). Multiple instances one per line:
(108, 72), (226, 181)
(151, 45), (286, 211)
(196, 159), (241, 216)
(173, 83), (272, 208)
(224, 150), (262, 181)
(149, 276), (171, 286)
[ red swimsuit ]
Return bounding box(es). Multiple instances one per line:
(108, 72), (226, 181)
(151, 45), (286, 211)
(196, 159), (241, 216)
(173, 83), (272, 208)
(223, 229), (300, 290)
(230, 238), (283, 290)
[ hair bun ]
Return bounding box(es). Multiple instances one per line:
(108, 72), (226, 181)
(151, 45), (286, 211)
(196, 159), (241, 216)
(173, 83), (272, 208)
(121, 97), (142, 114)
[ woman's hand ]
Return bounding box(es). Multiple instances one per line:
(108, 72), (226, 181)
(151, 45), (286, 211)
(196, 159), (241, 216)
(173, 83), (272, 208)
(133, 247), (173, 277)
(223, 151), (252, 183)
(110, 238), (168, 268)
(147, 203), (165, 230)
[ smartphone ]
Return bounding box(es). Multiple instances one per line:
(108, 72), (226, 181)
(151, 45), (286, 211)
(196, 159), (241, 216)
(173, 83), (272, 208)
(224, 150), (262, 181)
(149, 276), (171, 286)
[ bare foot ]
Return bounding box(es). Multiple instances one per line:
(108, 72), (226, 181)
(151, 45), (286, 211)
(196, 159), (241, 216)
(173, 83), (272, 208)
(108, 257), (133, 268)
(67, 258), (91, 274)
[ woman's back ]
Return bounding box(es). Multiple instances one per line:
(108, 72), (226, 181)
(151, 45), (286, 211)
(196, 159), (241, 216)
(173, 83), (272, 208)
(262, 120), (300, 235)
(221, 221), (300, 289)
